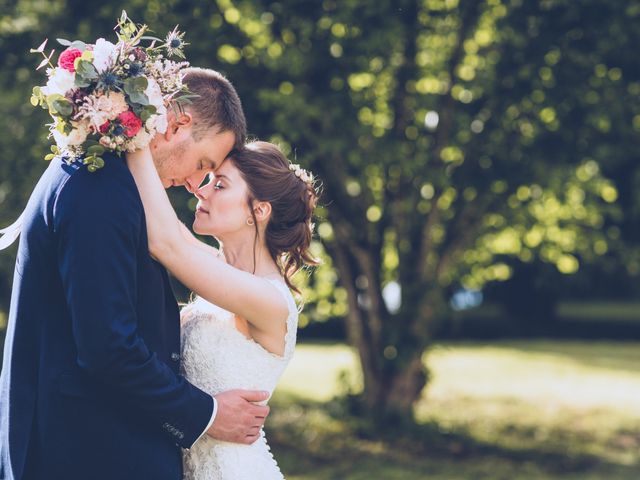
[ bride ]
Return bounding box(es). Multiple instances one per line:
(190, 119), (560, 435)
(126, 140), (318, 479)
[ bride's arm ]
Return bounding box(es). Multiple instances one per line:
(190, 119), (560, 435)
(179, 222), (225, 262)
(126, 147), (287, 332)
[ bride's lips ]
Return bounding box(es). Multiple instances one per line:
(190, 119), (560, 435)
(196, 205), (209, 215)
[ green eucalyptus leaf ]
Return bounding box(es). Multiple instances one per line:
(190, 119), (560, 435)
(139, 105), (157, 122)
(124, 76), (148, 94)
(51, 98), (73, 117)
(74, 75), (91, 88)
(76, 60), (98, 79)
(122, 78), (136, 95)
(87, 145), (105, 156)
(69, 41), (87, 50)
(134, 76), (148, 91)
(128, 92), (149, 105)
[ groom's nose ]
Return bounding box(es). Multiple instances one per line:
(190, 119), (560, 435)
(185, 171), (208, 193)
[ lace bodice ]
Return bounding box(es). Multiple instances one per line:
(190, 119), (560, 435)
(180, 278), (298, 480)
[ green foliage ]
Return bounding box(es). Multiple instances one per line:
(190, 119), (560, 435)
(74, 59), (98, 81)
(197, 0), (640, 416)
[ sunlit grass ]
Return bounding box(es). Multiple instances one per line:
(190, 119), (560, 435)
(276, 342), (361, 401)
(557, 302), (640, 321)
(271, 340), (640, 479)
(419, 341), (640, 466)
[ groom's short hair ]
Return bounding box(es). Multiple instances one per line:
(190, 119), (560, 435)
(182, 67), (247, 149)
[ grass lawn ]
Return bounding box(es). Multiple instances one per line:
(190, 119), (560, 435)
(269, 341), (640, 479)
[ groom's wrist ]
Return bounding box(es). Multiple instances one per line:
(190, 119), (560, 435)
(189, 395), (217, 449)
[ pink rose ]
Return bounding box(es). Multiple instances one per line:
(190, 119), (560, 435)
(58, 48), (83, 72)
(117, 111), (143, 137)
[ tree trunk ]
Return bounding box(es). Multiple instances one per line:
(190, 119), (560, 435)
(383, 353), (428, 422)
(328, 235), (431, 426)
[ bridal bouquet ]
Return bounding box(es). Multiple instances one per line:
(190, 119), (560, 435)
(30, 11), (193, 171)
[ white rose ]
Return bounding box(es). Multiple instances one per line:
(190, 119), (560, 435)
(93, 38), (117, 73)
(42, 68), (75, 96)
(101, 92), (128, 119)
(144, 77), (165, 110)
(88, 110), (110, 131)
(154, 114), (168, 134)
(67, 121), (90, 146)
(126, 128), (154, 152)
(51, 121), (90, 150)
(146, 109), (168, 134)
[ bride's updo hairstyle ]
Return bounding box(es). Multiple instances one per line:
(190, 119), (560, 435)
(229, 141), (320, 292)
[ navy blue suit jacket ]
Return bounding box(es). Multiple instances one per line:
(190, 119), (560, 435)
(0, 154), (214, 480)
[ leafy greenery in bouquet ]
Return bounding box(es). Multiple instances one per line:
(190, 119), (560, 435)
(30, 11), (194, 172)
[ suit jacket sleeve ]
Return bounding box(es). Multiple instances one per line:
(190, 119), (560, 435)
(53, 163), (213, 447)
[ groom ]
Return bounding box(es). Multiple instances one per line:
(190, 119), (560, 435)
(0, 67), (269, 480)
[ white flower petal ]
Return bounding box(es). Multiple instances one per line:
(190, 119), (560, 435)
(67, 122), (90, 146)
(42, 68), (75, 96)
(93, 38), (117, 73)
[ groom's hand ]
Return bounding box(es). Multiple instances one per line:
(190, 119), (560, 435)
(207, 389), (270, 444)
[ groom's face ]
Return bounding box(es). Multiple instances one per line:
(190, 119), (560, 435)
(150, 112), (236, 191)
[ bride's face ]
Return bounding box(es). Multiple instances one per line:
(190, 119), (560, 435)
(192, 160), (253, 238)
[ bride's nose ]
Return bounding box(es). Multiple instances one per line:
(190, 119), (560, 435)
(195, 181), (212, 200)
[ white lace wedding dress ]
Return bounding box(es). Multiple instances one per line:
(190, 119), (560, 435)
(180, 278), (298, 480)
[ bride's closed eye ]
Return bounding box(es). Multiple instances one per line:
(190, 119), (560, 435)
(214, 180), (224, 190)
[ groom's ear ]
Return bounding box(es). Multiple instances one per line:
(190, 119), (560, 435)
(164, 111), (194, 140)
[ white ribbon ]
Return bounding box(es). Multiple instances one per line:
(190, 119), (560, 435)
(0, 212), (24, 250)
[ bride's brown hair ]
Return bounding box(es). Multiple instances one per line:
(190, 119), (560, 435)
(228, 141), (320, 293)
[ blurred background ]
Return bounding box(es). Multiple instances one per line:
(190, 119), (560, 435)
(2, 0), (640, 478)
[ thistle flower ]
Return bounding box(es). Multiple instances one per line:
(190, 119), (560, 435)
(96, 70), (121, 91)
(127, 62), (144, 76)
(164, 26), (187, 59)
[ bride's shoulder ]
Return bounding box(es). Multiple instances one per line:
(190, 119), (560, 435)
(263, 277), (300, 317)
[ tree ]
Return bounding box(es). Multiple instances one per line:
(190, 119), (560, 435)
(208, 0), (633, 425)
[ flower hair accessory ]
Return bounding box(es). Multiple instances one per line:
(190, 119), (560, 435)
(29, 11), (195, 172)
(289, 163), (314, 185)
